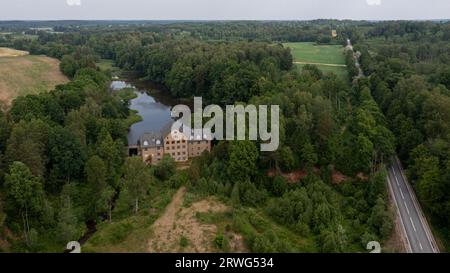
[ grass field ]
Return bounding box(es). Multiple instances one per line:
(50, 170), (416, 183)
(283, 42), (348, 79)
(96, 59), (121, 76)
(0, 50), (68, 106)
(0, 47), (29, 57)
(96, 59), (116, 71)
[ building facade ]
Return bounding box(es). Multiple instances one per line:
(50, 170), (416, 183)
(137, 122), (211, 165)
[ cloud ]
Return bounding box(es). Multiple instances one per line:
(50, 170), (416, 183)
(366, 0), (381, 6)
(66, 0), (81, 6)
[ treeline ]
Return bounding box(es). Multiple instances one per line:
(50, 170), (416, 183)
(114, 39), (293, 104)
(30, 32), (295, 104)
(356, 22), (450, 247)
(366, 21), (450, 42)
(0, 20), (359, 43)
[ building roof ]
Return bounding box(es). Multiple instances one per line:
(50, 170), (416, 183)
(139, 120), (212, 147)
(139, 133), (163, 148)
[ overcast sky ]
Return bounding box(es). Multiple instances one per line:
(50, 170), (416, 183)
(0, 0), (449, 21)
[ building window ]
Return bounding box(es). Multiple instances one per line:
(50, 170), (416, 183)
(172, 141), (175, 144)
(166, 141), (169, 145)
(177, 141), (180, 144)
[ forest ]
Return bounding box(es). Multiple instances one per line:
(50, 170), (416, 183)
(353, 21), (450, 249)
(0, 20), (448, 252)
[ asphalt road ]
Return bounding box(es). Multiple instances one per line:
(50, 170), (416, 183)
(387, 157), (439, 253)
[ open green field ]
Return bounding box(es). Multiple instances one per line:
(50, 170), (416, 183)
(0, 52), (68, 106)
(96, 59), (116, 71)
(284, 42), (346, 65)
(283, 42), (348, 79)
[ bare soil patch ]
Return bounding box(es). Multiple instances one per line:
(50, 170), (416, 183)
(147, 187), (246, 253)
(331, 169), (349, 184)
(268, 166), (351, 184)
(268, 169), (309, 183)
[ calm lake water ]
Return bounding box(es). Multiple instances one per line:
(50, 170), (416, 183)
(110, 78), (177, 146)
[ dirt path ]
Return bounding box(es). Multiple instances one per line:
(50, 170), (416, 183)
(147, 187), (187, 252)
(147, 187), (246, 253)
(293, 61), (346, 67)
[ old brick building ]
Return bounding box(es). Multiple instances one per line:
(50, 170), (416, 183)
(137, 122), (211, 165)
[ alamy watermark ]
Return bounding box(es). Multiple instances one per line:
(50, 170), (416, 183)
(170, 97), (280, 152)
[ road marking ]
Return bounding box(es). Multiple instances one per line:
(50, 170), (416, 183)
(419, 242), (423, 250)
(404, 201), (410, 215)
(410, 217), (417, 232)
(394, 175), (400, 186)
(387, 174), (413, 253)
(400, 189), (405, 200)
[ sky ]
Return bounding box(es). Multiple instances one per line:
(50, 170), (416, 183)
(0, 0), (449, 21)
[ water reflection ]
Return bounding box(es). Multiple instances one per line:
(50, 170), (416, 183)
(111, 80), (174, 146)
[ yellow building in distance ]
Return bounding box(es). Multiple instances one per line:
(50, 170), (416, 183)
(331, 30), (338, 38)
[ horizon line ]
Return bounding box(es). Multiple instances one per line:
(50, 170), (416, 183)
(1, 18), (450, 22)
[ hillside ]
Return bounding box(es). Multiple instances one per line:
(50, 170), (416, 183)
(0, 50), (68, 106)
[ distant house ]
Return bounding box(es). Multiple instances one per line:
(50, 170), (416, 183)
(136, 121), (211, 165)
(331, 30), (338, 38)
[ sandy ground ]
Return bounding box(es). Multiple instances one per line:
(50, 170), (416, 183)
(147, 187), (246, 253)
(268, 166), (351, 184)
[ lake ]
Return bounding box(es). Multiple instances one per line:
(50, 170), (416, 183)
(110, 78), (177, 146)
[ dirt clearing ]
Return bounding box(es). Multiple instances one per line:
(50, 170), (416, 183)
(147, 187), (246, 253)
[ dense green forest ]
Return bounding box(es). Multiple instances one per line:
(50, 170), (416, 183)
(350, 21), (450, 249)
(0, 20), (448, 252)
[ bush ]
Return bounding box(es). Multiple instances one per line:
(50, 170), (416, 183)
(153, 155), (176, 181)
(214, 234), (224, 249)
(107, 222), (133, 244)
(180, 235), (189, 248)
